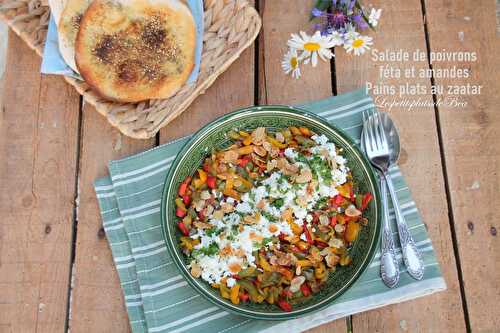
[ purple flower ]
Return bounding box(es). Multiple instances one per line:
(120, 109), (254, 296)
(332, 0), (337, 8)
(330, 10), (347, 28)
(352, 14), (368, 30)
(348, 0), (355, 11)
(311, 7), (325, 17)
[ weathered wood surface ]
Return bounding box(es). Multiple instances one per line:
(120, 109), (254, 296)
(0, 32), (80, 332)
(2, 0), (500, 331)
(424, 0), (500, 331)
(68, 104), (154, 332)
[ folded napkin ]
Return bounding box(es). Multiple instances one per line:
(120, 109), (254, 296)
(42, 0), (204, 84)
(94, 88), (446, 333)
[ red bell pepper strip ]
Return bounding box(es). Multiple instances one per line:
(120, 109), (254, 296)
(302, 223), (314, 245)
(231, 274), (241, 280)
(182, 195), (191, 205)
(330, 215), (337, 227)
(361, 192), (373, 210)
(176, 208), (187, 218)
(206, 175), (217, 189)
(280, 289), (293, 298)
(202, 161), (210, 172)
(177, 222), (189, 236)
(239, 292), (249, 302)
(277, 300), (293, 312)
(178, 176), (192, 196)
(300, 283), (311, 297)
(314, 240), (328, 249)
(238, 155), (252, 167)
(349, 188), (355, 202)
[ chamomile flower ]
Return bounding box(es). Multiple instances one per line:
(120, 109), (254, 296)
(344, 35), (373, 56)
(342, 23), (359, 41)
(281, 48), (301, 79)
(287, 31), (336, 67)
(368, 8), (382, 27)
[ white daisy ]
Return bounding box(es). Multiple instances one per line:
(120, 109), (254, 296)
(287, 31), (336, 67)
(281, 48), (301, 79)
(329, 31), (344, 47)
(368, 8), (382, 27)
(342, 23), (359, 41)
(344, 35), (373, 56)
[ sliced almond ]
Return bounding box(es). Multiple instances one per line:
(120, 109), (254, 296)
(345, 204), (362, 217)
(194, 200), (205, 212)
(325, 253), (340, 268)
(200, 190), (211, 200)
(262, 141), (273, 152)
(319, 214), (330, 226)
(289, 276), (306, 293)
(220, 203), (234, 214)
(212, 209), (224, 220)
(267, 159), (277, 172)
(295, 168), (312, 183)
(251, 127), (266, 145)
(194, 221), (213, 229)
(223, 150), (239, 163)
(190, 261), (202, 278)
(253, 145), (267, 157)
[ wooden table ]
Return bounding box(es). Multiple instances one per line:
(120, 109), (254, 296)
(1, 1), (499, 332)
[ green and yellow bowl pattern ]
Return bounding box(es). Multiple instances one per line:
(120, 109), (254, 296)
(161, 105), (381, 320)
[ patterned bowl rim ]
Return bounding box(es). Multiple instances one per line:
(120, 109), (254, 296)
(161, 105), (381, 320)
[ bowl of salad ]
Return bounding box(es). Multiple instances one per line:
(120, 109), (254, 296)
(161, 105), (381, 320)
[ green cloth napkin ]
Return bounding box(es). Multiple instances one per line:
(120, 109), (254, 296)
(94, 88), (446, 333)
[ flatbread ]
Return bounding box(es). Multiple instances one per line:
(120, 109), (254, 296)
(58, 0), (91, 72)
(75, 0), (196, 102)
(48, 0), (67, 26)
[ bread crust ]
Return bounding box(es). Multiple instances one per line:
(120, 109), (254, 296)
(75, 0), (196, 102)
(58, 0), (91, 72)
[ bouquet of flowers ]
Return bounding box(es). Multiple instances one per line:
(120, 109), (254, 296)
(282, 0), (382, 79)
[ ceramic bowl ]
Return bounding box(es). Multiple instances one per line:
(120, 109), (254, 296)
(161, 105), (381, 320)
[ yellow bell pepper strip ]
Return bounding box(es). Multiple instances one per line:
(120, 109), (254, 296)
(259, 256), (273, 272)
(243, 136), (252, 146)
(238, 130), (250, 137)
(267, 136), (286, 149)
(193, 178), (204, 189)
(219, 284), (230, 299)
(230, 284), (240, 305)
(345, 222), (361, 243)
(237, 145), (254, 155)
(298, 127), (311, 137)
(198, 169), (207, 183)
(315, 263), (326, 279)
(289, 126), (301, 136)
(296, 259), (313, 268)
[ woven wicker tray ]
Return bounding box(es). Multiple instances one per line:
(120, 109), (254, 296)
(0, 0), (261, 139)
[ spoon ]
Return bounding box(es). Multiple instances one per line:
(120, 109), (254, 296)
(373, 113), (425, 280)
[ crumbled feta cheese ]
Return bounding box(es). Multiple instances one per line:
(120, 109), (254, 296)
(284, 148), (298, 160)
(306, 214), (313, 223)
(236, 202), (252, 214)
(226, 277), (237, 288)
(311, 134), (329, 145)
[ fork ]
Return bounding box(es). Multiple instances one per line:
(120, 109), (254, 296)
(361, 113), (400, 288)
(362, 111), (424, 283)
